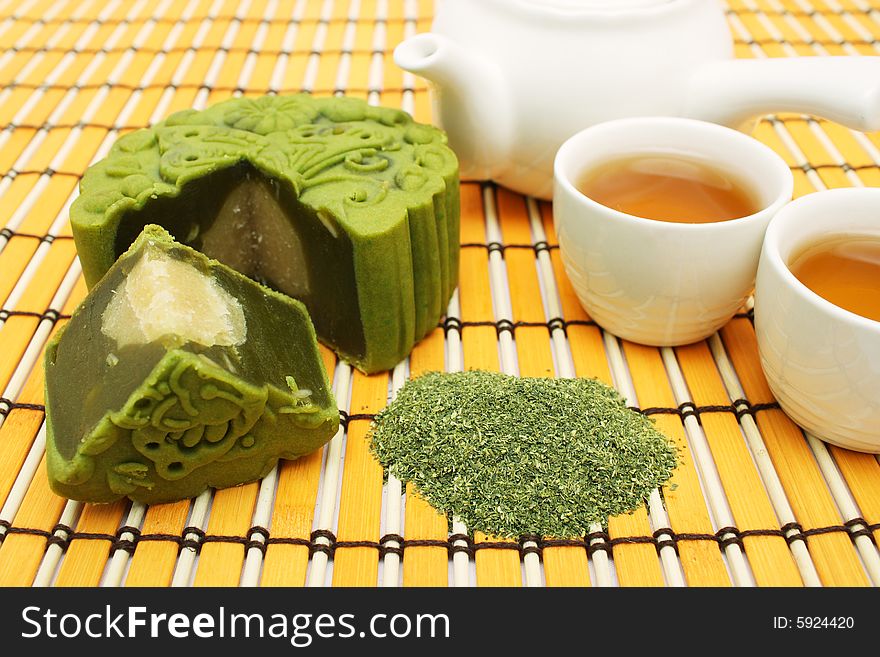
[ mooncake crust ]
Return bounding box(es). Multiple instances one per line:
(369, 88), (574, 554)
(70, 95), (460, 373)
(46, 225), (339, 504)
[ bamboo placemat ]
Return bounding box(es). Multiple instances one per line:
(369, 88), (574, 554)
(0, 0), (878, 588)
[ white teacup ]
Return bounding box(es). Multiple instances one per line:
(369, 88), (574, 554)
(553, 117), (793, 345)
(755, 188), (880, 453)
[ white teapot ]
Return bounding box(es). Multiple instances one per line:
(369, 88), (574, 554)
(394, 0), (880, 199)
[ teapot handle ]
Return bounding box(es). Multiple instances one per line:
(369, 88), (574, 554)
(686, 56), (880, 132)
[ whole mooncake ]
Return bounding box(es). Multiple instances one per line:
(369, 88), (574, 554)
(45, 225), (339, 504)
(70, 94), (460, 373)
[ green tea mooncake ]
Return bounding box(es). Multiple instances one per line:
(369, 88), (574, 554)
(45, 225), (339, 504)
(70, 94), (460, 373)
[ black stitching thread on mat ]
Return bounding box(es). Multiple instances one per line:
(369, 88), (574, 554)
(2, 167), (81, 179)
(725, 7), (865, 18)
(0, 87), (420, 126)
(338, 410), (376, 429)
(113, 525), (141, 554)
(0, 82), (421, 97)
(340, 392), (779, 429)
(438, 317), (599, 336)
(625, 400), (782, 426)
(0, 43), (399, 59)
(2, 521), (876, 554)
(734, 308), (755, 322)
(0, 397), (46, 417)
(460, 241), (560, 256)
(797, 163), (880, 174)
(0, 394), (780, 425)
(243, 526), (271, 555)
(0, 308), (70, 323)
(0, 14), (415, 27)
(736, 37), (879, 46)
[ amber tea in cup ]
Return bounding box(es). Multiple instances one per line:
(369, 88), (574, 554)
(554, 117), (793, 346)
(576, 153), (761, 223)
(788, 234), (880, 322)
(754, 187), (880, 452)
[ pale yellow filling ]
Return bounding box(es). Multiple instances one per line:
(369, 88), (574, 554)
(102, 244), (246, 348)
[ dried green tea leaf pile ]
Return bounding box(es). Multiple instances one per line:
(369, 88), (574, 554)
(370, 371), (678, 538)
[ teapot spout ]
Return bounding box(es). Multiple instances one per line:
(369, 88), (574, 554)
(394, 34), (511, 180)
(686, 56), (880, 132)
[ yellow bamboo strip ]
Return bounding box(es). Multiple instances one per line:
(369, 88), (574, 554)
(0, 239), (39, 306)
(9, 324), (48, 398)
(0, 86), (45, 121)
(260, 449), (324, 587)
(0, 42), (30, 77)
(192, 483), (259, 586)
(0, 410), (44, 509)
(330, 0), (353, 20)
(675, 342), (803, 586)
(3, 9), (70, 70)
(783, 120), (852, 188)
(496, 189), (592, 587)
(54, 500), (128, 586)
(332, 370), (387, 587)
(544, 201), (667, 586)
(0, 317), (40, 392)
(170, 21), (233, 109)
(56, 271), (84, 311)
(188, 484), (251, 591)
(19, 127), (72, 172)
(278, 51), (311, 95)
(348, 52), (371, 92)
(575, 330), (664, 587)
(829, 447), (880, 546)
(246, 13), (290, 93)
(26, 85), (75, 125)
(0, 176), (40, 229)
(0, 83), (62, 126)
(0, 129), (37, 172)
(851, 11), (880, 40)
(0, 455), (66, 586)
(140, 18), (204, 89)
(828, 14), (867, 44)
(381, 50), (405, 91)
(737, 11), (775, 44)
(457, 185), (520, 586)
(721, 319), (870, 585)
(820, 121), (875, 168)
(59, 126), (112, 173)
(125, 501), (191, 587)
(208, 10), (261, 103)
(412, 86), (431, 124)
(24, 0), (67, 20)
(622, 341), (731, 586)
(403, 328), (448, 587)
(578, 329), (667, 586)
(15, 178), (78, 237)
(260, 346), (336, 587)
(9, 239), (77, 314)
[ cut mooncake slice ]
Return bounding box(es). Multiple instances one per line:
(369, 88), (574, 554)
(70, 94), (460, 373)
(45, 225), (339, 504)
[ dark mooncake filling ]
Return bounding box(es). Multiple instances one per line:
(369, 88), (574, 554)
(113, 163), (365, 362)
(71, 94), (460, 373)
(46, 225), (339, 504)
